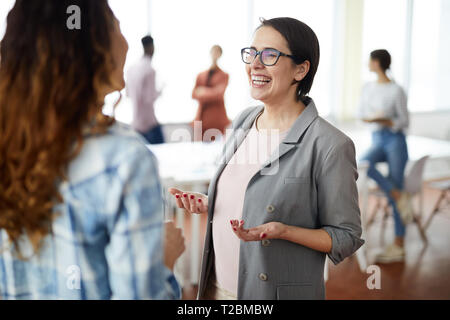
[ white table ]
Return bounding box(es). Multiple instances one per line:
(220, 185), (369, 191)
(149, 134), (450, 284)
(346, 130), (450, 163)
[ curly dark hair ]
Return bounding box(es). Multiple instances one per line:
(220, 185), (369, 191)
(0, 0), (120, 257)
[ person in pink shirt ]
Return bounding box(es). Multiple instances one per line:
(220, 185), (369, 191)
(126, 35), (164, 144)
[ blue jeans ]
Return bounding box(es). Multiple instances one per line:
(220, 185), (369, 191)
(361, 129), (409, 237)
(140, 124), (165, 144)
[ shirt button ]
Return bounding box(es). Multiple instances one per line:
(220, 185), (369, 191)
(259, 273), (268, 281)
(262, 239), (271, 247)
(266, 205), (275, 213)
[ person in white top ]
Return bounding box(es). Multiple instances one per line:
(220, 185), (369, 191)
(358, 49), (411, 263)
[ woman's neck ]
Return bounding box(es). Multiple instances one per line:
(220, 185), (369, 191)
(258, 98), (306, 132)
(210, 61), (219, 70)
(377, 71), (391, 84)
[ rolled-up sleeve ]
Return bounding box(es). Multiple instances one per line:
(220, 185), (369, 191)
(317, 138), (365, 265)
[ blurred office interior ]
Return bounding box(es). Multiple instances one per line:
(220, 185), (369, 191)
(1, 0), (449, 299)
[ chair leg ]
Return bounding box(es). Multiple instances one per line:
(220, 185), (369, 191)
(382, 201), (390, 219)
(366, 197), (381, 229)
(380, 201), (389, 244)
(423, 191), (445, 230)
(414, 214), (428, 243)
(417, 190), (424, 224)
(411, 191), (428, 243)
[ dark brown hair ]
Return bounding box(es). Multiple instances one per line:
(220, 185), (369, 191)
(370, 49), (391, 72)
(0, 0), (118, 257)
(258, 17), (320, 102)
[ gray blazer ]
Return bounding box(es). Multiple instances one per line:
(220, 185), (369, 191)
(198, 99), (365, 300)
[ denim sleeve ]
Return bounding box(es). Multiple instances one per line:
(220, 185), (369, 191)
(104, 144), (181, 300)
(317, 139), (365, 265)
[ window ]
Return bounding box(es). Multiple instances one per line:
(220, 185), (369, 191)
(125, 0), (336, 124)
(252, 0), (336, 117)
(361, 0), (450, 112)
(0, 0), (14, 39)
(105, 0), (150, 123)
(361, 0), (408, 86)
(409, 0), (450, 111)
(149, 0), (251, 123)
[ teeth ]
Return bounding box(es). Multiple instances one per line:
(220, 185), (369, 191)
(253, 80), (268, 85)
(251, 75), (271, 82)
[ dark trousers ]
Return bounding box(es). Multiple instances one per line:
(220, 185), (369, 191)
(140, 124), (165, 144)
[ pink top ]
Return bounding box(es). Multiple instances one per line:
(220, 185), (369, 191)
(126, 56), (161, 132)
(212, 113), (289, 295)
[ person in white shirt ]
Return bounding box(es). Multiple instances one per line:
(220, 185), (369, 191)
(127, 35), (164, 144)
(358, 49), (411, 263)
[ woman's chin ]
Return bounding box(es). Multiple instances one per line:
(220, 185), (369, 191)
(250, 89), (269, 102)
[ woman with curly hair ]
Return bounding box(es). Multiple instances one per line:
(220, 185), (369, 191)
(0, 0), (184, 299)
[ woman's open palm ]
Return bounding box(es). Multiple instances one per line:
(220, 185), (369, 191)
(168, 188), (208, 214)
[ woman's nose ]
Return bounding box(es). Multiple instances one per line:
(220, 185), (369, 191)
(251, 55), (264, 69)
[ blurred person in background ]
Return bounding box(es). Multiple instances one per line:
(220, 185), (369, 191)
(127, 35), (165, 144)
(358, 49), (410, 263)
(0, 0), (184, 299)
(191, 45), (230, 140)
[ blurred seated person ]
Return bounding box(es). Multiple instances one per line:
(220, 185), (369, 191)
(127, 35), (164, 144)
(357, 49), (411, 264)
(191, 45), (230, 141)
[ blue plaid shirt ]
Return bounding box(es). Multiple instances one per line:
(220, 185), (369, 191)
(0, 123), (181, 300)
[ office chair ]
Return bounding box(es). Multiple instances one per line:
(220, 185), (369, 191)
(423, 179), (450, 230)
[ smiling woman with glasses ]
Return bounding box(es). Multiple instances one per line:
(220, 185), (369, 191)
(170, 17), (364, 300)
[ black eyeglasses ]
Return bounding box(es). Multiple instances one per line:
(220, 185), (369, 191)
(241, 47), (301, 66)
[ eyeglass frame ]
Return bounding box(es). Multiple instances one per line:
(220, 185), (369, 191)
(241, 47), (303, 66)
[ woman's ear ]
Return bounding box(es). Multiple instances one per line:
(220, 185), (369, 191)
(294, 60), (310, 82)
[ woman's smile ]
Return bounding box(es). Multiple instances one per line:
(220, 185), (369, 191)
(251, 74), (272, 88)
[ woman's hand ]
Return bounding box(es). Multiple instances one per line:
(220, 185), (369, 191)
(230, 220), (287, 241)
(193, 87), (207, 97)
(231, 220), (333, 253)
(164, 221), (185, 271)
(168, 188), (208, 214)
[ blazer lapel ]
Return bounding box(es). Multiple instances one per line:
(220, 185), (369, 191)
(210, 100), (319, 186)
(211, 105), (265, 186)
(260, 100), (319, 172)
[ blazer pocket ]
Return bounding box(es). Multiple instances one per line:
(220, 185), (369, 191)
(276, 283), (314, 300)
(284, 177), (310, 184)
